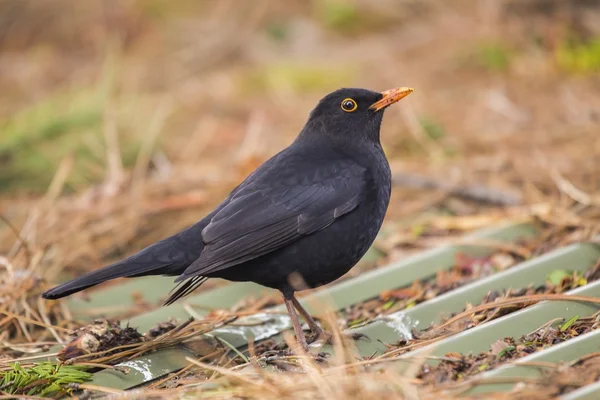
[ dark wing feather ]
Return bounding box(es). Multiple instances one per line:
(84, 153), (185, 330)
(164, 276), (208, 305)
(175, 159), (367, 282)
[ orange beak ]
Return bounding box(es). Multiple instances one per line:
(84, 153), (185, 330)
(369, 87), (414, 112)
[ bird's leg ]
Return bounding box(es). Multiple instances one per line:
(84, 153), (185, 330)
(291, 296), (325, 339)
(283, 294), (309, 352)
(292, 295), (369, 345)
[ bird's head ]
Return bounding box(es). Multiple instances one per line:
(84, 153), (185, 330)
(301, 87), (414, 145)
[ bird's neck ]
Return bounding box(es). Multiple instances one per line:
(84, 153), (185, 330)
(293, 127), (388, 173)
(296, 120), (383, 155)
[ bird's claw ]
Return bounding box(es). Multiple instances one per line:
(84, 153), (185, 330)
(306, 330), (370, 345)
(306, 329), (329, 345)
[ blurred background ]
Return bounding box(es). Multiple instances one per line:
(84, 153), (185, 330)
(0, 0), (599, 288)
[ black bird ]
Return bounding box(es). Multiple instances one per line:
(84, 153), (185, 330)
(43, 87), (414, 350)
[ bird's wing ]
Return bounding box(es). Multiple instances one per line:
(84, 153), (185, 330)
(176, 157), (367, 281)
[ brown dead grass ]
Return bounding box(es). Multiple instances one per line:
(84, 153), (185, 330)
(1, 0), (600, 398)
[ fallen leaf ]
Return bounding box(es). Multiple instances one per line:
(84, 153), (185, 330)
(445, 352), (462, 359)
(548, 270), (571, 286)
(560, 315), (580, 332)
(497, 345), (516, 358)
(380, 286), (418, 300)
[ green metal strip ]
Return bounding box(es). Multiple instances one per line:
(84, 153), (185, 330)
(343, 243), (600, 356)
(561, 380), (600, 400)
(98, 346), (196, 390)
(303, 223), (537, 312)
(462, 329), (600, 396)
(68, 276), (175, 319)
(128, 282), (270, 332)
(394, 278), (600, 372)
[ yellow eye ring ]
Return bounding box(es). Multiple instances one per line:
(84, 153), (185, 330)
(341, 98), (358, 112)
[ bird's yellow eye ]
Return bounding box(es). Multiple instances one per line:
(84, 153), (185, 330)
(341, 98), (358, 112)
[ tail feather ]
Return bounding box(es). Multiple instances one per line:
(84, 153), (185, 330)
(163, 276), (208, 306)
(42, 222), (208, 300)
(41, 259), (171, 299)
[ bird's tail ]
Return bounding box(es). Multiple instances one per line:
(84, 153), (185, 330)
(42, 222), (207, 300)
(41, 258), (172, 299)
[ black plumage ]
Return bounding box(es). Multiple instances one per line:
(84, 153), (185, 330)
(43, 86), (414, 349)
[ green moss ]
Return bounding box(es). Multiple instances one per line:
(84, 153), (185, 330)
(475, 42), (513, 72)
(265, 21), (289, 42)
(0, 90), (103, 153)
(547, 270), (571, 286)
(241, 63), (357, 94)
(0, 90), (147, 193)
(0, 362), (92, 397)
(138, 0), (204, 19)
(419, 117), (446, 141)
(0, 89), (104, 192)
(556, 37), (600, 74)
(0, 45), (149, 193)
(315, 0), (360, 32)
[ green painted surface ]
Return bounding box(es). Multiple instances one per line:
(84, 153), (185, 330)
(96, 347), (196, 390)
(309, 222), (537, 314)
(127, 282), (272, 332)
(344, 243), (600, 356)
(561, 380), (600, 400)
(68, 276), (174, 319)
(463, 329), (600, 395)
(394, 279), (600, 373)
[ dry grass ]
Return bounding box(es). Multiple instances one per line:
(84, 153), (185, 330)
(1, 0), (600, 398)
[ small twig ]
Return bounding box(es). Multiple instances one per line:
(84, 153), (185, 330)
(37, 298), (64, 345)
(0, 214), (31, 266)
(182, 303), (204, 320)
(393, 172), (522, 206)
(377, 333), (455, 359)
(0, 309), (71, 333)
(527, 317), (564, 337)
(514, 360), (558, 369)
(550, 168), (600, 207)
(76, 383), (123, 394)
(3, 353), (59, 364)
(147, 363), (194, 389)
(449, 376), (540, 395)
(0, 395), (48, 400)
(433, 294), (600, 334)
(70, 362), (129, 372)
(569, 350), (600, 366)
(185, 356), (279, 394)
(451, 237), (532, 258)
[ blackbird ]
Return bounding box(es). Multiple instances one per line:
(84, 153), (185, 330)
(43, 86), (414, 350)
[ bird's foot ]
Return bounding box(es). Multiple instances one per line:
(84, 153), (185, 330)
(327, 331), (370, 345)
(306, 329), (370, 345)
(306, 329), (329, 345)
